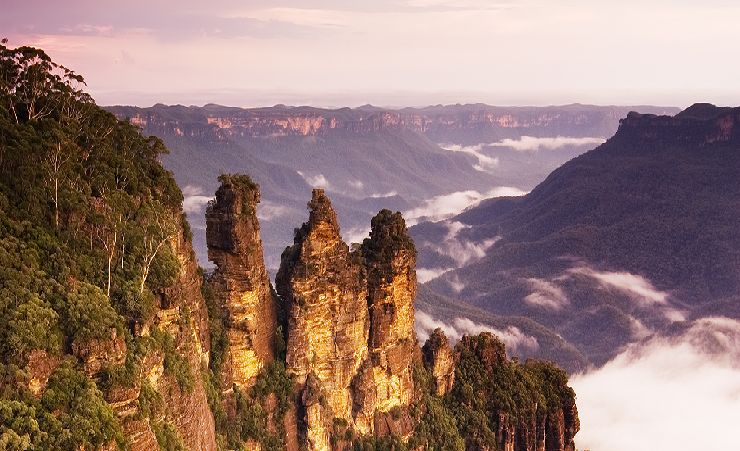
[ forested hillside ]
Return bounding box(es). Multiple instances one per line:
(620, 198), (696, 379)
(0, 40), (217, 450)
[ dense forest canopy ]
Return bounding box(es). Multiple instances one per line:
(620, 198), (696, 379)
(0, 40), (186, 449)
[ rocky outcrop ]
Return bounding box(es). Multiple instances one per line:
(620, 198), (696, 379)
(206, 175), (278, 396)
(451, 333), (579, 451)
(421, 328), (455, 396)
(276, 189), (369, 448)
(615, 103), (740, 147)
(276, 193), (420, 447)
(353, 210), (416, 435)
(71, 328), (127, 377)
(198, 182), (580, 450)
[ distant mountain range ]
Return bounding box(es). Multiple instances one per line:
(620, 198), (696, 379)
(106, 103), (678, 272)
(412, 103), (740, 366)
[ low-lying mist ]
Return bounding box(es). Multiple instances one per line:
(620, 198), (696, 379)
(572, 317), (740, 451)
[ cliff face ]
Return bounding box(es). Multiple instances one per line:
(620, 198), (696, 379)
(205, 176), (278, 397)
(275, 191), (419, 448)
(111, 217), (217, 451)
(614, 103), (740, 147)
(276, 189), (370, 450)
(354, 210), (417, 435)
(109, 104), (679, 143)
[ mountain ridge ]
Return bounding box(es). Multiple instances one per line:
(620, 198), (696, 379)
(413, 103), (740, 366)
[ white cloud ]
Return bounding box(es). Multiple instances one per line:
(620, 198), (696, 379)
(426, 220), (499, 267)
(415, 310), (539, 353)
(182, 185), (213, 213)
(447, 273), (465, 293)
(440, 143), (500, 172)
(342, 225), (370, 244)
(370, 190), (398, 198)
(257, 200), (291, 221)
(572, 317), (740, 451)
(415, 310), (460, 344)
(405, 186), (527, 225)
(523, 277), (569, 310)
(417, 267), (453, 283)
(297, 171), (331, 189)
(489, 136), (606, 152)
(565, 265), (686, 321)
(453, 317), (539, 352)
(349, 179), (364, 190)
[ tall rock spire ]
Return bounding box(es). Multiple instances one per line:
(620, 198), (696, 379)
(276, 189), (369, 451)
(206, 175), (277, 397)
(353, 209), (417, 436)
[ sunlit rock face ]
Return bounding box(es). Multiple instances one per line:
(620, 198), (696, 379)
(276, 189), (370, 446)
(422, 328), (455, 397)
(206, 176), (277, 395)
(353, 210), (417, 435)
(277, 192), (419, 446)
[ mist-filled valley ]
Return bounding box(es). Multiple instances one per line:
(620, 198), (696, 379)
(4, 1), (740, 449)
(107, 101), (740, 451)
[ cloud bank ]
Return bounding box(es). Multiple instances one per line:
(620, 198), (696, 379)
(415, 310), (539, 353)
(405, 186), (527, 225)
(565, 264), (685, 321)
(490, 136), (606, 152)
(523, 277), (569, 310)
(440, 143), (500, 172)
(297, 171), (330, 189)
(424, 221), (499, 269)
(572, 317), (740, 451)
(182, 185), (213, 213)
(257, 200), (292, 221)
(417, 267), (452, 284)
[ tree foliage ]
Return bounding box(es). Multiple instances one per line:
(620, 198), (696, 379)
(0, 41), (189, 450)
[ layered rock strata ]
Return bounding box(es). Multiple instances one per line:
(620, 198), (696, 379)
(352, 210), (417, 435)
(206, 175), (278, 396)
(276, 189), (370, 450)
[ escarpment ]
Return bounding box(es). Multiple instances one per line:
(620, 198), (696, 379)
(205, 175), (278, 400)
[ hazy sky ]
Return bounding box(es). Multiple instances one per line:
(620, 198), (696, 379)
(4, 0), (740, 107)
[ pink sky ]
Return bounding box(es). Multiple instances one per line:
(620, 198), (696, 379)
(4, 0), (740, 107)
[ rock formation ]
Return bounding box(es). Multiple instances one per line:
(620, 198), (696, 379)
(421, 328), (455, 396)
(206, 175), (278, 396)
(275, 192), (421, 448)
(276, 189), (370, 450)
(201, 183), (581, 450)
(353, 210), (417, 435)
